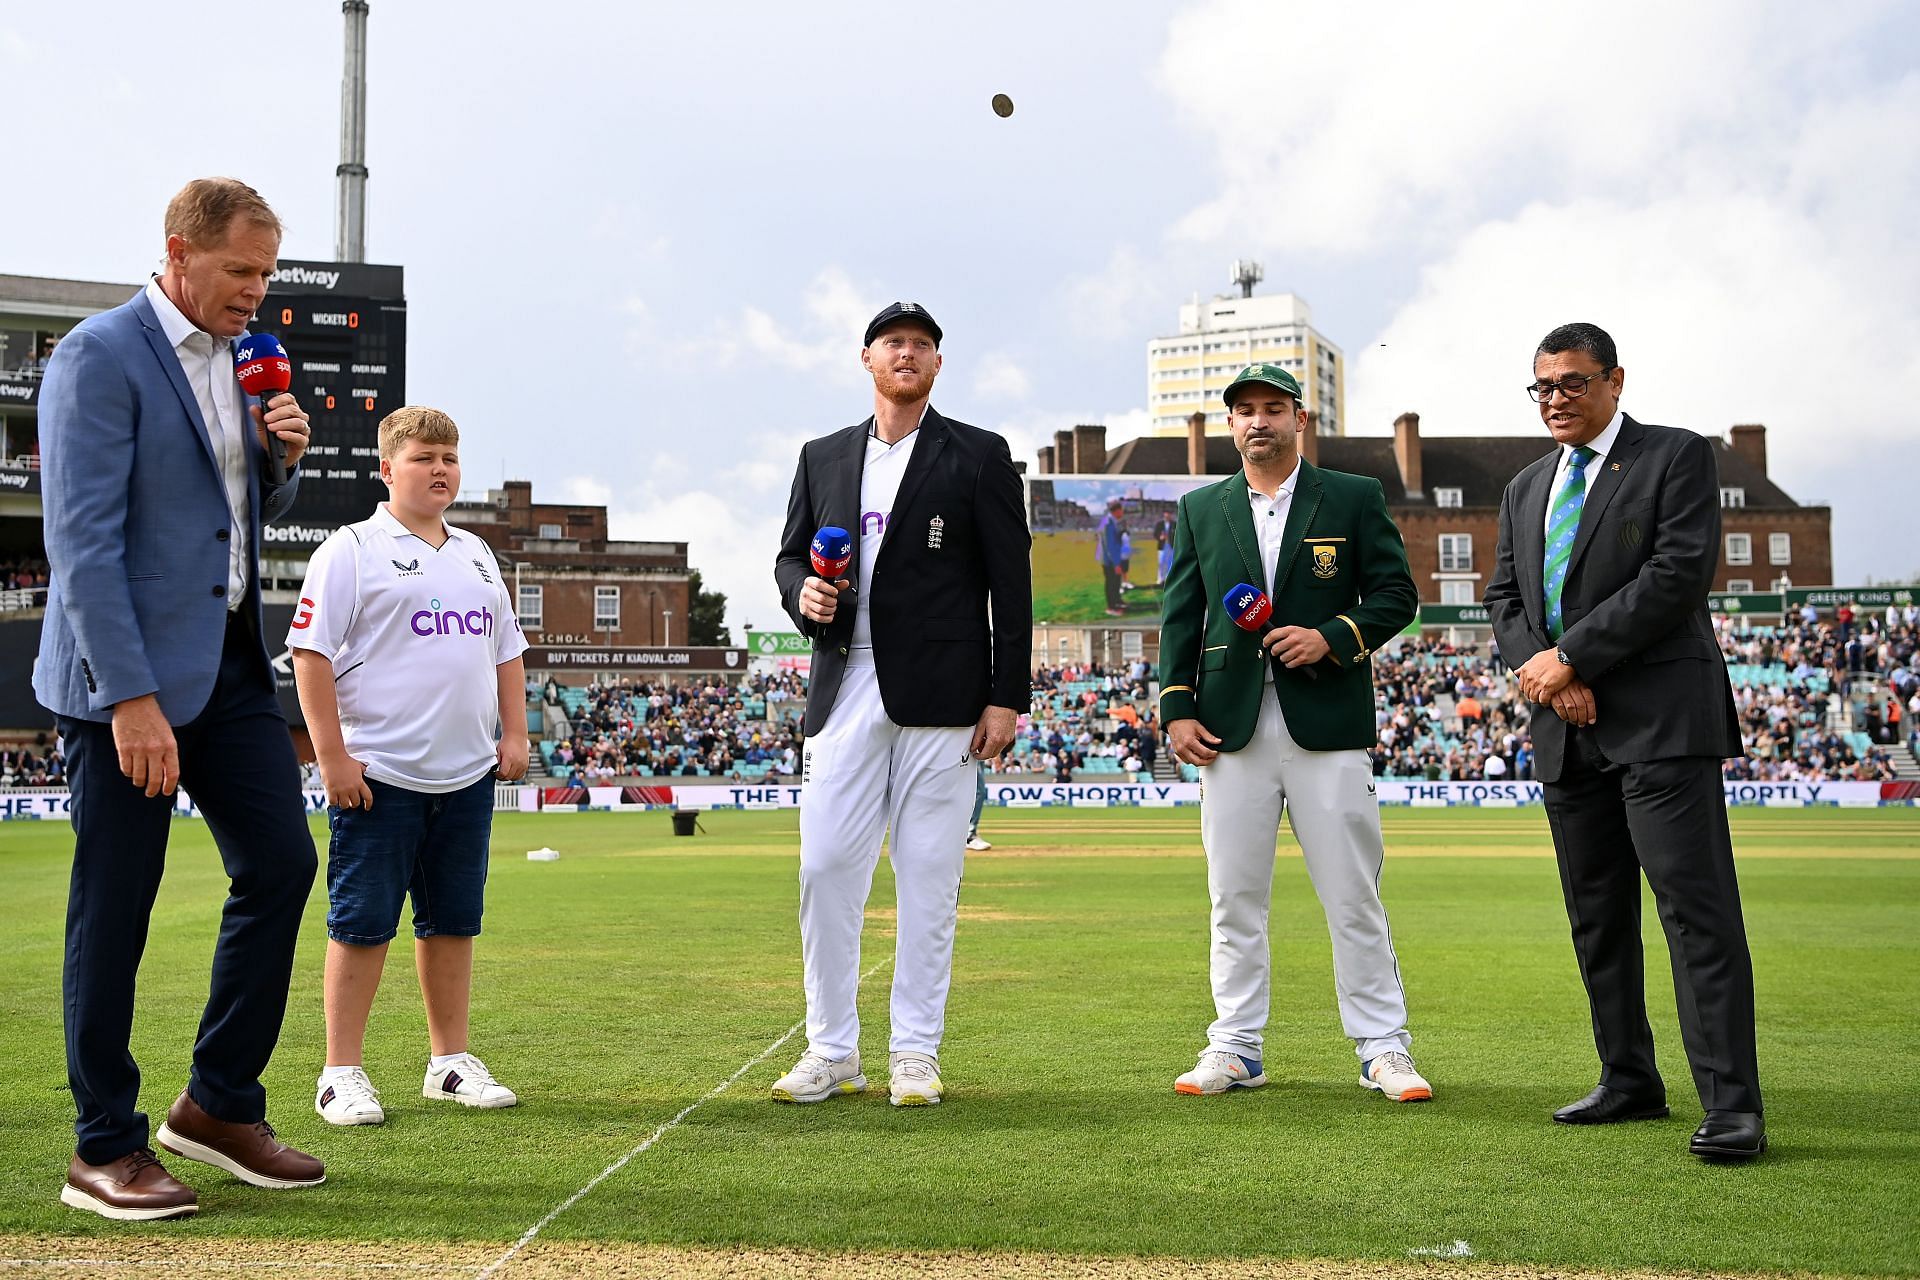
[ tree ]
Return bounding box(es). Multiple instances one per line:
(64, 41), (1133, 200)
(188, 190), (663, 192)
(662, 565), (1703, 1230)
(686, 570), (730, 646)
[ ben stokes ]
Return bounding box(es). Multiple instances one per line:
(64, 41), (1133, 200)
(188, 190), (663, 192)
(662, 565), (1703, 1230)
(771, 302), (1031, 1106)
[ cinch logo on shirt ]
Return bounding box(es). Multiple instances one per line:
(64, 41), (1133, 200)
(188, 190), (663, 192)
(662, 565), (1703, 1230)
(861, 511), (889, 536)
(410, 599), (495, 638)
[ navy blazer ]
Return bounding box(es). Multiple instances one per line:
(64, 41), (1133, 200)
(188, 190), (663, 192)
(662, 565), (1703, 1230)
(1484, 415), (1742, 781)
(35, 289), (300, 724)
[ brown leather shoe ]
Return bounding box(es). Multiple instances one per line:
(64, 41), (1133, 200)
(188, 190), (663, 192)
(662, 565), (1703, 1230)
(62, 1149), (197, 1220)
(156, 1089), (324, 1189)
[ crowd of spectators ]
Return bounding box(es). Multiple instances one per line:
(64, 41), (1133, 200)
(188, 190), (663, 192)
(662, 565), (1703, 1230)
(545, 672), (804, 784)
(1, 744), (63, 786)
(3, 606), (1913, 791)
(1014, 660), (1159, 780)
(1, 557), (50, 607)
(1371, 639), (1533, 781)
(1716, 603), (1916, 780)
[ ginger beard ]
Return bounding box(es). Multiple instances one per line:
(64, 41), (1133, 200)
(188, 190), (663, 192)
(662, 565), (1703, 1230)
(867, 344), (940, 405)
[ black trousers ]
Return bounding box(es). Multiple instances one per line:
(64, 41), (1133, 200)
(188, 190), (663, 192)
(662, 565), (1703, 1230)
(59, 610), (316, 1163)
(1542, 731), (1762, 1114)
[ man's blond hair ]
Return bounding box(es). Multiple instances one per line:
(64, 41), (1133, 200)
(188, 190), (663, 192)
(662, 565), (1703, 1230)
(164, 178), (282, 248)
(378, 406), (460, 460)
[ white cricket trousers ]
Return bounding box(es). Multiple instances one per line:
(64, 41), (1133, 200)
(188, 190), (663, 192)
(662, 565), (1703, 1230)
(1198, 688), (1412, 1063)
(798, 652), (975, 1061)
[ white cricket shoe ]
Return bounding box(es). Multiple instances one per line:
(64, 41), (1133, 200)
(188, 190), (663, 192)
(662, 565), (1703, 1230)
(422, 1053), (519, 1108)
(315, 1067), (385, 1126)
(1174, 1049), (1267, 1095)
(965, 835), (992, 851)
(1361, 1050), (1433, 1102)
(889, 1052), (944, 1106)
(770, 1051), (866, 1103)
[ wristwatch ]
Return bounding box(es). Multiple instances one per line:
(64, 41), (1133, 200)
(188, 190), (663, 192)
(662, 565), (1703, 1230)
(1555, 646), (1573, 667)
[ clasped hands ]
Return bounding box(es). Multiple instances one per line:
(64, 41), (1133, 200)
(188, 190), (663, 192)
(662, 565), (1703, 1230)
(1513, 649), (1598, 727)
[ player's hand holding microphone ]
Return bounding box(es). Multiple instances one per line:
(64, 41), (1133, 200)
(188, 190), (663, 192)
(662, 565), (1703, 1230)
(1225, 582), (1324, 679)
(799, 526), (852, 625)
(234, 334), (310, 483)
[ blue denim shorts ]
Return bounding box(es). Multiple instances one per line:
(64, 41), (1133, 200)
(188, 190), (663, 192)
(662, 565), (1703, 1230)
(326, 772), (495, 946)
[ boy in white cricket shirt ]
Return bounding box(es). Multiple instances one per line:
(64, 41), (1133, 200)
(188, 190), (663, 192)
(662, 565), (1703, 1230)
(288, 406), (530, 1126)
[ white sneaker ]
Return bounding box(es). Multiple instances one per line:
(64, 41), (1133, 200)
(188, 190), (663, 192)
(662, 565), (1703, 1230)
(315, 1067), (384, 1126)
(1361, 1050), (1433, 1102)
(770, 1051), (866, 1103)
(965, 835), (992, 851)
(889, 1052), (943, 1107)
(422, 1053), (519, 1108)
(1174, 1049), (1266, 1095)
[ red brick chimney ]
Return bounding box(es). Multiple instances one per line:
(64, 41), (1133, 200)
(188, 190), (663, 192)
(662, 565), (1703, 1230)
(1301, 411), (1321, 466)
(1037, 444), (1055, 474)
(1072, 423), (1107, 474)
(1054, 429), (1076, 474)
(1729, 424), (1767, 476)
(1393, 411), (1423, 497)
(1187, 411), (1207, 476)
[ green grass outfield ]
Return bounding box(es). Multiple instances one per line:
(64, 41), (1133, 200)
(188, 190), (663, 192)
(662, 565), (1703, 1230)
(1, 807), (1916, 1275)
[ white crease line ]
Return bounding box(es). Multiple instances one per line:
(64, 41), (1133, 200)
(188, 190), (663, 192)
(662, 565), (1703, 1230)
(475, 958), (891, 1280)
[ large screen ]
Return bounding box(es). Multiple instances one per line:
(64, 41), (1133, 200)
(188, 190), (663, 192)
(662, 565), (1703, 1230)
(254, 260), (405, 553)
(1026, 475), (1215, 627)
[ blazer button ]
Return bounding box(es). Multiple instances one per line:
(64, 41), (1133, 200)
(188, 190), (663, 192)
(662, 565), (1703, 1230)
(216, 529), (230, 542)
(212, 585), (226, 598)
(839, 646), (849, 655)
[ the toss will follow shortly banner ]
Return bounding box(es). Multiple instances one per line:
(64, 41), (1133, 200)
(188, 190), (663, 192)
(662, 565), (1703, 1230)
(508, 779), (1904, 813)
(0, 780), (1904, 823)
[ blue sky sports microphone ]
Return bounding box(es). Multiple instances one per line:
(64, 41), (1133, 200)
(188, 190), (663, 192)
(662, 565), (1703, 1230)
(234, 333), (294, 485)
(810, 526), (852, 581)
(1224, 582), (1318, 681)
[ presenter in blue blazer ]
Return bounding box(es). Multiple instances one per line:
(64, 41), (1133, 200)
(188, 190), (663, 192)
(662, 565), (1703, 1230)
(37, 179), (325, 1220)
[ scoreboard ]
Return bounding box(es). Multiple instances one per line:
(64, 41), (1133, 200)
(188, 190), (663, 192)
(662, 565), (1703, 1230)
(255, 259), (405, 553)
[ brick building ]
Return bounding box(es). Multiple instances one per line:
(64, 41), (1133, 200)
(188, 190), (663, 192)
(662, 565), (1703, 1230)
(1038, 414), (1831, 606)
(448, 481), (692, 651)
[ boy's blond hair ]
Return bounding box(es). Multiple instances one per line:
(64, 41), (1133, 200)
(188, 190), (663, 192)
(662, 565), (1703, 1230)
(378, 406), (460, 460)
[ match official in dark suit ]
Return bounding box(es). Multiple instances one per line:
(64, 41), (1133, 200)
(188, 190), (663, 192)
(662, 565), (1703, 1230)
(769, 302), (1031, 1108)
(1485, 322), (1762, 1161)
(37, 179), (324, 1218)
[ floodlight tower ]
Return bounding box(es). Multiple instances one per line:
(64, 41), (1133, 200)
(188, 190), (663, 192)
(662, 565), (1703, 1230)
(1230, 259), (1263, 299)
(336, 0), (370, 262)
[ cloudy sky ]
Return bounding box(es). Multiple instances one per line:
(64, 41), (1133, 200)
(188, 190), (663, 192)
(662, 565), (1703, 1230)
(5, 1), (1914, 634)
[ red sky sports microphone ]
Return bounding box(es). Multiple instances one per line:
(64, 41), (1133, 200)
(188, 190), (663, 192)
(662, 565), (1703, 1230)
(1224, 582), (1318, 681)
(810, 526), (853, 581)
(234, 333), (294, 485)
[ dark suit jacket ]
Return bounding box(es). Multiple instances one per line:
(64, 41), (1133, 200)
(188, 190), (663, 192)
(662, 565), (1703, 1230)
(775, 408), (1031, 735)
(1484, 415), (1742, 782)
(1159, 462), (1418, 752)
(35, 290), (300, 724)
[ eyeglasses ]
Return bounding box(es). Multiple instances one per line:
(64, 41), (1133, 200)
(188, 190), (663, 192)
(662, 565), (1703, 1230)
(1525, 368), (1615, 403)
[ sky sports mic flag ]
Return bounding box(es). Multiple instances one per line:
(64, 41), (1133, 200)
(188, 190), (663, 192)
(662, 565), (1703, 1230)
(1224, 583), (1273, 632)
(235, 333), (295, 485)
(811, 526), (853, 579)
(1223, 582), (1317, 680)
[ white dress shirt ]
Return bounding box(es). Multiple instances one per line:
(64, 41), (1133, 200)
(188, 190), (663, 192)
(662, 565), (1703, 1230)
(146, 278), (250, 608)
(1247, 464), (1300, 682)
(1542, 409), (1624, 541)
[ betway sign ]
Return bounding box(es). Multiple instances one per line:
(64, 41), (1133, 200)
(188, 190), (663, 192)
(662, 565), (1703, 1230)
(523, 646), (747, 671)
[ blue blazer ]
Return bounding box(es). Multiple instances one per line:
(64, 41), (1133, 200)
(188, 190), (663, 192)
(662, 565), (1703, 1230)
(35, 289), (300, 724)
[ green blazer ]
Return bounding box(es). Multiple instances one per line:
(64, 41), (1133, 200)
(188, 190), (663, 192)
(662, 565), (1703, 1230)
(1158, 461), (1417, 753)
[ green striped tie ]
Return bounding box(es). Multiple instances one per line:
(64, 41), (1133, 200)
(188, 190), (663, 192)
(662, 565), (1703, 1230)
(1543, 445), (1595, 640)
